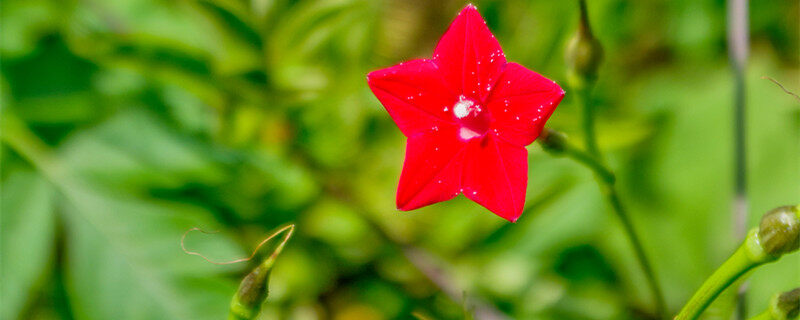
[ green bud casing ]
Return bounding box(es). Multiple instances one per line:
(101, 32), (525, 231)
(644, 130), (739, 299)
(229, 262), (271, 320)
(776, 288), (800, 320)
(539, 128), (567, 154)
(758, 205), (800, 257)
(565, 0), (604, 88)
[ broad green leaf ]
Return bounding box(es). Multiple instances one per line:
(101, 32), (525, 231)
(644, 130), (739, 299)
(60, 182), (244, 320)
(59, 108), (225, 191)
(1, 170), (55, 320)
(3, 108), (246, 320)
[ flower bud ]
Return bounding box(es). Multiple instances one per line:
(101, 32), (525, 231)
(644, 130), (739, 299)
(539, 128), (567, 154)
(228, 224), (294, 320)
(229, 262), (271, 319)
(758, 205), (800, 257)
(775, 288), (800, 320)
(565, 0), (604, 88)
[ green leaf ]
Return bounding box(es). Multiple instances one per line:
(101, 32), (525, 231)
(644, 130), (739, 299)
(59, 108), (225, 191)
(1, 170), (56, 320)
(4, 108), (246, 320)
(61, 183), (243, 320)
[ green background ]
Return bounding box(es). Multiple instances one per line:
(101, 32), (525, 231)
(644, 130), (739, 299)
(1, 0), (798, 319)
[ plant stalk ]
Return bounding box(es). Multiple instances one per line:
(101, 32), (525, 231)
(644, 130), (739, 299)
(575, 86), (666, 318)
(540, 128), (667, 318)
(675, 229), (774, 320)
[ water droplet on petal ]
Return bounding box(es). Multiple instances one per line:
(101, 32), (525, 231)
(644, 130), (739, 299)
(453, 97), (474, 119)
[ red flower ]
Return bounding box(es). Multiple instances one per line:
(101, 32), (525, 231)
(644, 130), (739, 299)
(367, 4), (564, 222)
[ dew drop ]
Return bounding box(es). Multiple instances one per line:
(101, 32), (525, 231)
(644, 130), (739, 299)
(453, 97), (473, 119)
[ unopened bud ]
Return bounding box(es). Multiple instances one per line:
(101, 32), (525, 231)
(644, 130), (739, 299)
(776, 288), (800, 320)
(565, 0), (604, 88)
(758, 205), (800, 257)
(229, 262), (271, 320)
(539, 128), (567, 154)
(228, 224), (294, 320)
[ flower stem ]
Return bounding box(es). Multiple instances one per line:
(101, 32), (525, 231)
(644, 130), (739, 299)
(675, 229), (776, 320)
(539, 129), (667, 318)
(563, 2), (665, 314)
(602, 184), (667, 318)
(578, 87), (601, 158)
(579, 149), (666, 319)
(574, 87), (667, 318)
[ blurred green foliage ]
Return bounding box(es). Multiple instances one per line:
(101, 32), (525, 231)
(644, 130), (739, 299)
(1, 0), (798, 319)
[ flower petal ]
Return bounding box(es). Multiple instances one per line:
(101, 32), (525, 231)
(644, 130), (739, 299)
(433, 4), (506, 101)
(486, 63), (565, 146)
(396, 125), (467, 211)
(367, 59), (458, 137)
(461, 136), (527, 222)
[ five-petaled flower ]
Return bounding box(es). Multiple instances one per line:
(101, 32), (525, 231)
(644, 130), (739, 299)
(367, 4), (564, 222)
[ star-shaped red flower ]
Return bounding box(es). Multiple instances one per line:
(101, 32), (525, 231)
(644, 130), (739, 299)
(367, 4), (564, 222)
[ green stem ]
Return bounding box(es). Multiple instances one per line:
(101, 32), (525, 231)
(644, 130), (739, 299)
(578, 87), (601, 158)
(563, 142), (666, 318)
(570, 84), (667, 318)
(562, 145), (614, 185)
(675, 229), (775, 320)
(603, 184), (667, 318)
